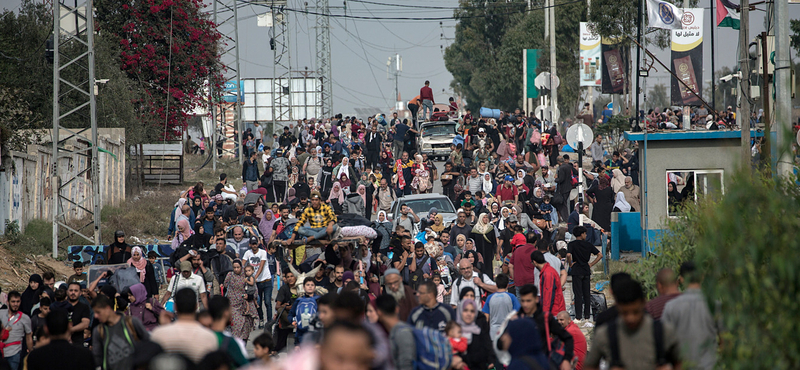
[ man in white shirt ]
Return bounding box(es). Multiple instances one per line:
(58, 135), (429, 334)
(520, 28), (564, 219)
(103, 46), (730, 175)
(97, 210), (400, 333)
(242, 237), (272, 326)
(449, 259), (497, 310)
(161, 260), (209, 310)
(151, 289), (218, 363)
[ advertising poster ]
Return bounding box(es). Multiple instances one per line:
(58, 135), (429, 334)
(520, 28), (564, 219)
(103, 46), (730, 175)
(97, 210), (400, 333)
(670, 8), (704, 106)
(601, 38), (628, 94)
(579, 23), (602, 87)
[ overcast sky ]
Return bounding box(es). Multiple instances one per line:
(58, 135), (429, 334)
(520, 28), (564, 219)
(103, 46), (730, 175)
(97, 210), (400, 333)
(3, 0), (798, 115)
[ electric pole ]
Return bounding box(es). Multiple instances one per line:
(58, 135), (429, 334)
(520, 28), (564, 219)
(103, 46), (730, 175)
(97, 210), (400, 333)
(315, 0), (332, 119)
(549, 0), (557, 122)
(738, 0), (750, 169)
(774, 0), (793, 178)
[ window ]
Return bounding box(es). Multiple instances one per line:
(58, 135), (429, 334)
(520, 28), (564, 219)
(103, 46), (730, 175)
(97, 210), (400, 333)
(666, 170), (724, 217)
(421, 124), (456, 136)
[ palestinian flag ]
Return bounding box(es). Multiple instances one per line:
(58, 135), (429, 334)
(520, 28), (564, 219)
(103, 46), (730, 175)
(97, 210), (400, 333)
(716, 0), (740, 29)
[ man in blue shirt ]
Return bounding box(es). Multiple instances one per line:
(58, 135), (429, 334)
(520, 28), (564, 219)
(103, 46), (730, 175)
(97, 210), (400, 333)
(482, 273), (520, 341)
(408, 281), (455, 332)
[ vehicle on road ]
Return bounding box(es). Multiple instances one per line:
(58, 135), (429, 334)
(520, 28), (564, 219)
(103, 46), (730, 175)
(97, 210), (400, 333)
(388, 193), (457, 231)
(418, 121), (457, 161)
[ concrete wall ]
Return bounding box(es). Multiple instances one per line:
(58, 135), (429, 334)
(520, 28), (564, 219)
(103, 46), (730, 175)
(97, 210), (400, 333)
(639, 137), (739, 230)
(0, 128), (126, 234)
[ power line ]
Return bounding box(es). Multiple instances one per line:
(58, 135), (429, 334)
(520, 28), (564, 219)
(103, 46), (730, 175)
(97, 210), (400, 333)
(345, 0), (529, 10)
(351, 14), (389, 105)
(237, 0), (583, 21)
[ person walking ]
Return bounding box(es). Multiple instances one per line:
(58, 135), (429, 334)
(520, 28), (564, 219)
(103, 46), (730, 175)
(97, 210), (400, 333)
(567, 226), (602, 322)
(26, 309), (95, 370)
(242, 150), (260, 193)
(1, 291), (33, 370)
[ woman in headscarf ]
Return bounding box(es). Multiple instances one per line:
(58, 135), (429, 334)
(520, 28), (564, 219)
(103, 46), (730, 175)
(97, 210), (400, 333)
(545, 123), (560, 167)
(258, 209), (277, 243)
(127, 246), (159, 298)
(171, 219), (193, 249)
(124, 283), (163, 331)
(586, 175), (615, 231)
(668, 181), (683, 214)
(489, 202), (501, 221)
(21, 274), (43, 316)
(482, 172), (496, 196)
(517, 169), (535, 192)
(470, 213), (498, 277)
(357, 173), (375, 220)
(613, 192), (632, 212)
(190, 196), (204, 219)
(495, 207), (511, 231)
(372, 211), (393, 253)
(286, 187), (297, 205)
(224, 260), (259, 342)
(328, 182), (345, 214)
(338, 173), (352, 194)
(319, 157), (335, 200)
(429, 214), (445, 235)
(447, 234), (467, 261)
(457, 298), (497, 370)
(619, 176), (641, 212)
(168, 198), (188, 236)
(680, 175), (694, 205)
(611, 168), (626, 193)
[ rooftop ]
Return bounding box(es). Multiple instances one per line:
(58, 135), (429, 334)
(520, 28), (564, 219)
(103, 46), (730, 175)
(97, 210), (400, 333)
(624, 130), (765, 142)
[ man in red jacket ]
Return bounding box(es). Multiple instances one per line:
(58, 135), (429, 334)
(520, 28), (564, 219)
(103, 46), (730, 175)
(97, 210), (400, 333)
(532, 251), (566, 316)
(558, 311), (587, 370)
(420, 80), (434, 121)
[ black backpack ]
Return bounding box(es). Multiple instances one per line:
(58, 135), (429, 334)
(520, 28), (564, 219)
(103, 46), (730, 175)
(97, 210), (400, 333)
(607, 318), (667, 368)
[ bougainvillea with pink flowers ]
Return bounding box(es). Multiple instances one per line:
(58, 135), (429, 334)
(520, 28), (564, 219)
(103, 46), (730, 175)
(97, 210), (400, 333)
(96, 0), (223, 140)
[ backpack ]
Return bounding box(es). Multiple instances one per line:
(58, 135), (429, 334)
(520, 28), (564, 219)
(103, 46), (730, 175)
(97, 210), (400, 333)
(98, 315), (140, 370)
(409, 326), (453, 370)
(295, 297), (318, 331)
(608, 318), (667, 368)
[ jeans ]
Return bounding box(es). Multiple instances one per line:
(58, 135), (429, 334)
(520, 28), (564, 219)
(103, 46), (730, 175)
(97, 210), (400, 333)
(422, 99), (433, 120)
(392, 140), (404, 161)
(6, 352), (20, 370)
(272, 180), (287, 203)
(573, 274), (591, 320)
(256, 280), (273, 322)
(246, 180), (259, 193)
(297, 225), (340, 240)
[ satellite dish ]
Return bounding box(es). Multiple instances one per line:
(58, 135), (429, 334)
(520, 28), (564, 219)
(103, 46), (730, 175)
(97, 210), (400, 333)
(566, 123), (594, 150)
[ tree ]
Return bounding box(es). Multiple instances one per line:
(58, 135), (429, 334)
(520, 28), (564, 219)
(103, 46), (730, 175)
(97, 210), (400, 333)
(444, 0), (585, 116)
(647, 83), (669, 109)
(95, 0), (223, 140)
(790, 19), (800, 57)
(622, 168), (800, 369)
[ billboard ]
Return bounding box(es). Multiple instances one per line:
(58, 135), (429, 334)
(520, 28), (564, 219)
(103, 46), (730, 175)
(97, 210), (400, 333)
(579, 23), (602, 87)
(222, 80), (244, 103)
(670, 8), (704, 106)
(242, 78), (321, 122)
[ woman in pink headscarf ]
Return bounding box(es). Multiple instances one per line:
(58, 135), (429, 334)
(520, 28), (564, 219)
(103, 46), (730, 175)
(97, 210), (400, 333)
(127, 247), (160, 298)
(171, 219), (193, 250)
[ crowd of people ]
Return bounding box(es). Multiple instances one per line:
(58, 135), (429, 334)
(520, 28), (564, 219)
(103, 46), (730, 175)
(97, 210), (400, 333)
(3, 90), (722, 370)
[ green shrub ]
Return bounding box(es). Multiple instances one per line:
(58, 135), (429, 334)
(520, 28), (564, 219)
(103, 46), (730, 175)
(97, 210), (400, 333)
(627, 169), (800, 369)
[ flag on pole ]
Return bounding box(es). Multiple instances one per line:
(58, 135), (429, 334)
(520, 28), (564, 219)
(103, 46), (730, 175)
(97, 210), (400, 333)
(716, 0), (740, 29)
(646, 0), (685, 30)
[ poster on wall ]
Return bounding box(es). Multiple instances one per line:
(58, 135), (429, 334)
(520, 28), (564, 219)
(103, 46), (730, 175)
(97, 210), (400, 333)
(579, 23), (602, 87)
(601, 38), (628, 94)
(670, 8), (704, 106)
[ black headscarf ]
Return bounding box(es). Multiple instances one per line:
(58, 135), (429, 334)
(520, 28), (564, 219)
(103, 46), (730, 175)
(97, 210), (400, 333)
(20, 274), (43, 316)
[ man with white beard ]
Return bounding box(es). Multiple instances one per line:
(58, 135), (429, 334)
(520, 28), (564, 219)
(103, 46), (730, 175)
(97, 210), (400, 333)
(383, 269), (417, 321)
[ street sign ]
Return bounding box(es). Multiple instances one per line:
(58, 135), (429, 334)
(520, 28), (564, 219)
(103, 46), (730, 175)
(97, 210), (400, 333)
(566, 123), (594, 150)
(534, 105), (561, 123)
(534, 72), (560, 90)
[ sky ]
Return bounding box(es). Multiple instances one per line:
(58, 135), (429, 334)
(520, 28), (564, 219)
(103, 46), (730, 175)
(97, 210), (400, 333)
(2, 0), (799, 115)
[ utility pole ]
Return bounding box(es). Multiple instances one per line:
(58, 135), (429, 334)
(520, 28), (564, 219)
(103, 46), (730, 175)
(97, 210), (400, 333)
(211, 0), (243, 164)
(774, 0), (793, 178)
(315, 0), (332, 119)
(51, 0), (101, 257)
(760, 32), (771, 169)
(272, 2), (293, 133)
(387, 54), (402, 111)
(549, 0), (558, 123)
(738, 0), (750, 169)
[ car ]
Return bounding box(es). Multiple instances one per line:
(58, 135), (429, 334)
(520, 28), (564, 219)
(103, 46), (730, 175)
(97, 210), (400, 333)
(388, 193), (457, 231)
(418, 121), (457, 161)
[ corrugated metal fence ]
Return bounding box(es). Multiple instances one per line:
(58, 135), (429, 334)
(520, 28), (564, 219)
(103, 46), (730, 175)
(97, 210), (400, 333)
(0, 128), (126, 234)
